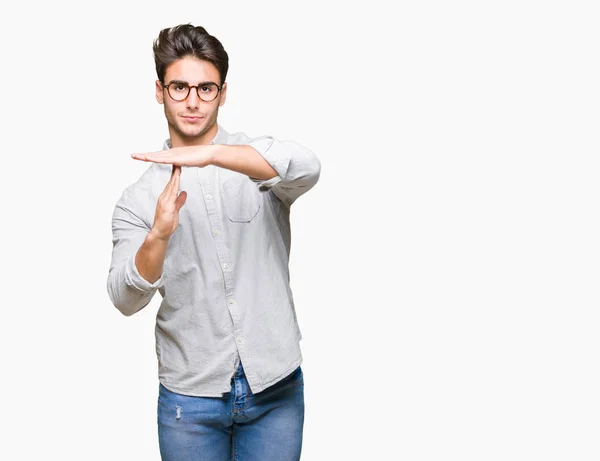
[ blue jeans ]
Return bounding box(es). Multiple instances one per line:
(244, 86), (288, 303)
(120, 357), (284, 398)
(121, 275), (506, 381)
(157, 361), (305, 460)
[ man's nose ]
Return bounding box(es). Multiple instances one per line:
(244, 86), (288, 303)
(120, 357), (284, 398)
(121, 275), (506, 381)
(186, 87), (200, 109)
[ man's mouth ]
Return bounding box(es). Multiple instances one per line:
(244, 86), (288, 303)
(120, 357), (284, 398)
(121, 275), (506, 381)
(182, 115), (204, 122)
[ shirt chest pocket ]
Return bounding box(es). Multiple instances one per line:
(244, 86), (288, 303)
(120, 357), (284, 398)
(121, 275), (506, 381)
(220, 176), (261, 222)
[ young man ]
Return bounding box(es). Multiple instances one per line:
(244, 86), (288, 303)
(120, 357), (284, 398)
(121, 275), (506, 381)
(106, 24), (320, 460)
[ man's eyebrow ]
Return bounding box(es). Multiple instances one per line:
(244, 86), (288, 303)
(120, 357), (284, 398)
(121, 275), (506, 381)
(166, 79), (187, 85)
(166, 79), (218, 86)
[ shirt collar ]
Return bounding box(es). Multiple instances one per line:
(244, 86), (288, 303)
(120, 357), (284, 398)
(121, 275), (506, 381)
(162, 124), (229, 150)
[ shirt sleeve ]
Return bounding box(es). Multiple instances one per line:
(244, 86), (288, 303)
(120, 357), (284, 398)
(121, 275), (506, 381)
(107, 187), (162, 316)
(247, 136), (321, 207)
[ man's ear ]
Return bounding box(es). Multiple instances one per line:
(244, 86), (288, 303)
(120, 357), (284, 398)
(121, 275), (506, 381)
(155, 80), (164, 104)
(219, 82), (227, 107)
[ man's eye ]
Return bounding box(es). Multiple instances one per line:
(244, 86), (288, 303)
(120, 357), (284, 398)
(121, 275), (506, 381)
(200, 86), (212, 92)
(174, 84), (187, 91)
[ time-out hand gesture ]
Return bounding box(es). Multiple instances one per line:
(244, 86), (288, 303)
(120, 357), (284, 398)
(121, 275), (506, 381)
(150, 165), (187, 241)
(131, 144), (215, 168)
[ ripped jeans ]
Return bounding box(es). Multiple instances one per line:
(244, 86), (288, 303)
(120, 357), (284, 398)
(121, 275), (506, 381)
(157, 361), (305, 461)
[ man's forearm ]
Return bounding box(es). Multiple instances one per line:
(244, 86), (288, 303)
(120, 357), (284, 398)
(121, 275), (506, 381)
(210, 144), (278, 180)
(135, 230), (170, 284)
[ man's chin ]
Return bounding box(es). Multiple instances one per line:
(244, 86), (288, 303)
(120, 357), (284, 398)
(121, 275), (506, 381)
(179, 126), (205, 139)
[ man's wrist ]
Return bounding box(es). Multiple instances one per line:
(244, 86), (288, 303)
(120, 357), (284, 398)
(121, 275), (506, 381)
(148, 228), (171, 244)
(208, 144), (222, 167)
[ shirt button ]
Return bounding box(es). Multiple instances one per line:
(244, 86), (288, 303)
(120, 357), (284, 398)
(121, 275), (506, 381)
(223, 263), (229, 270)
(236, 335), (243, 343)
(213, 229), (220, 236)
(228, 299), (235, 305)
(206, 194), (212, 200)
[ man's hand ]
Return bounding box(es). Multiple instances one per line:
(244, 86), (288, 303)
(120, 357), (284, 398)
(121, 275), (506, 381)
(150, 165), (188, 241)
(134, 143), (279, 181)
(131, 144), (215, 168)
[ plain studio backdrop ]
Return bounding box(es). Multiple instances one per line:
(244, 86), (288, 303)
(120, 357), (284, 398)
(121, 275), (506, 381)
(1, 1), (599, 460)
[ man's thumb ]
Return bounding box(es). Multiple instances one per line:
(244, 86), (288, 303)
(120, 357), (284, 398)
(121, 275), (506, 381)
(175, 191), (187, 211)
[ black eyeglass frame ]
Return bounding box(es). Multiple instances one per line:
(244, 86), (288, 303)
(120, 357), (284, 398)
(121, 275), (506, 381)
(162, 80), (223, 102)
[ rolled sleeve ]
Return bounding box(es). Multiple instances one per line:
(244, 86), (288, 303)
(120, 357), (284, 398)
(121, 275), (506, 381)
(248, 136), (321, 207)
(248, 136), (292, 179)
(107, 186), (161, 316)
(124, 252), (163, 292)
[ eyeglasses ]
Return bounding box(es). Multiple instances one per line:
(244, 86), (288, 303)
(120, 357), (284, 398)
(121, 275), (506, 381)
(162, 81), (223, 102)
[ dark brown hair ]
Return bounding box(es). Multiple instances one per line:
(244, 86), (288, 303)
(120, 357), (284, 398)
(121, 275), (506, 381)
(153, 24), (229, 85)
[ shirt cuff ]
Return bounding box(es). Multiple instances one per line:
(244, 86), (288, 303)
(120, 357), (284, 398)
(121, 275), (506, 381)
(124, 253), (163, 292)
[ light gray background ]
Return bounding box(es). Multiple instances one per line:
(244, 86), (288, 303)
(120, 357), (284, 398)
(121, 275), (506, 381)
(1, 1), (599, 460)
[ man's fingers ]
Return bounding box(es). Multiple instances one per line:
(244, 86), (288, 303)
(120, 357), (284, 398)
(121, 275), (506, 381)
(131, 151), (168, 162)
(164, 165), (180, 194)
(170, 166), (182, 198)
(159, 165), (180, 200)
(160, 168), (174, 197)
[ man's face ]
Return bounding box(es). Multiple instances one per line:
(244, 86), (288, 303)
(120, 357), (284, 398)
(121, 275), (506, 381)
(155, 56), (227, 145)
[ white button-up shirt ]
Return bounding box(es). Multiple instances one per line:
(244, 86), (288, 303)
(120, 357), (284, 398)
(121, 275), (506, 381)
(107, 125), (321, 397)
